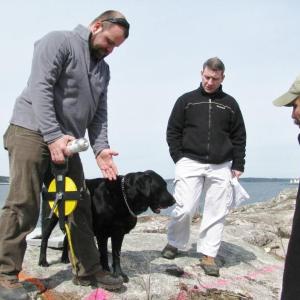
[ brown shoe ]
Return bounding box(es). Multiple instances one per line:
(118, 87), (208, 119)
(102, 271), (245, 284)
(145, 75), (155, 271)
(199, 256), (220, 277)
(73, 270), (123, 291)
(0, 276), (29, 300)
(161, 244), (178, 259)
(94, 270), (123, 290)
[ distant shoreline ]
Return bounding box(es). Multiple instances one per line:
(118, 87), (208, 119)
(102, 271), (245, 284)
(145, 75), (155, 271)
(0, 176), (9, 184)
(166, 177), (293, 183)
(0, 176), (297, 184)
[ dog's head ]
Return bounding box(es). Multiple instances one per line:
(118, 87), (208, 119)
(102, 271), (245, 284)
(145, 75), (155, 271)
(124, 170), (175, 215)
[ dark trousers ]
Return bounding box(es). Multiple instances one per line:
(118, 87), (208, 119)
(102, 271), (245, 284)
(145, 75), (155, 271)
(0, 125), (101, 278)
(281, 185), (300, 299)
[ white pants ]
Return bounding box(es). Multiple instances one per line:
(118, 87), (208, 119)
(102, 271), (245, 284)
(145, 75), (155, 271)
(167, 157), (233, 257)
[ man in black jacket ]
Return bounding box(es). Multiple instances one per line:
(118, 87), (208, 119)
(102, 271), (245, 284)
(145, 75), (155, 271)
(161, 57), (246, 277)
(273, 74), (300, 300)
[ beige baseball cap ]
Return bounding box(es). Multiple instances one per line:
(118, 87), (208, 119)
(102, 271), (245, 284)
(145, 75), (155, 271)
(273, 74), (300, 106)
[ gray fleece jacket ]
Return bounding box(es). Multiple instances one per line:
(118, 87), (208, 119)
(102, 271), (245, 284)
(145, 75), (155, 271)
(10, 25), (110, 156)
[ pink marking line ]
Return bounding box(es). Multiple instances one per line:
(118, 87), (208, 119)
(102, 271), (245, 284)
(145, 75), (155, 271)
(198, 264), (283, 290)
(84, 288), (111, 300)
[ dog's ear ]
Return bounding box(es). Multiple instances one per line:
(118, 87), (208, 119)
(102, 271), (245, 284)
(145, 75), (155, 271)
(136, 173), (152, 198)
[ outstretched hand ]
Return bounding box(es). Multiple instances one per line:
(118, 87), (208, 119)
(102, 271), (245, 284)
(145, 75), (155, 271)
(96, 149), (119, 180)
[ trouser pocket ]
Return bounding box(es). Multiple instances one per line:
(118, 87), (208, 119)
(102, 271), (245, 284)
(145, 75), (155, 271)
(3, 125), (11, 150)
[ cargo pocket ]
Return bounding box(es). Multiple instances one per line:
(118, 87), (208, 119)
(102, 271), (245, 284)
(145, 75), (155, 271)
(3, 126), (11, 150)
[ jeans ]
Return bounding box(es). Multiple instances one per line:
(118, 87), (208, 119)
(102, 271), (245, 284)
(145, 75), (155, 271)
(0, 124), (101, 278)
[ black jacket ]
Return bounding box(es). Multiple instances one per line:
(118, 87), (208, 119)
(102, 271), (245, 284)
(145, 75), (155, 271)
(167, 84), (246, 172)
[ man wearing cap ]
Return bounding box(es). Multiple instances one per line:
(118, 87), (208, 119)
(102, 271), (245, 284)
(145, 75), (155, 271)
(273, 74), (300, 300)
(0, 10), (130, 299)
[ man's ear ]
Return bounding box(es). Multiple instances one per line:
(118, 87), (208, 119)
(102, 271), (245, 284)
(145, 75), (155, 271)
(90, 21), (103, 34)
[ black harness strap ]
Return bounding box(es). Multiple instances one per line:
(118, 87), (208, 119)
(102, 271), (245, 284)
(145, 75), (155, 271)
(45, 159), (80, 232)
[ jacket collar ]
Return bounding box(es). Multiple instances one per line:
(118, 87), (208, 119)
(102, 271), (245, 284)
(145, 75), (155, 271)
(74, 24), (91, 41)
(199, 83), (224, 98)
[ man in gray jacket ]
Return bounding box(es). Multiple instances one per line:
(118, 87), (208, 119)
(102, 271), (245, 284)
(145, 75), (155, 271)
(0, 10), (129, 299)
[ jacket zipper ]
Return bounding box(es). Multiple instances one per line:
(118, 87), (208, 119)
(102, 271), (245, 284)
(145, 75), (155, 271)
(207, 98), (212, 160)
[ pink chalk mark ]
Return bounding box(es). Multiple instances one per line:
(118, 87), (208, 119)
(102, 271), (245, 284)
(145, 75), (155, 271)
(201, 264), (282, 290)
(176, 290), (188, 300)
(84, 288), (111, 300)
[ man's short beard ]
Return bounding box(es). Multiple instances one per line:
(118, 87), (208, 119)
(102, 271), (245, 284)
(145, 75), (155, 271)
(294, 119), (300, 127)
(90, 46), (107, 60)
(89, 35), (107, 60)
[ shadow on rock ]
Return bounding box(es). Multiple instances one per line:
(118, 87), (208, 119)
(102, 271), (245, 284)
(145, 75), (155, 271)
(42, 268), (73, 289)
(217, 241), (257, 268)
(115, 241), (257, 279)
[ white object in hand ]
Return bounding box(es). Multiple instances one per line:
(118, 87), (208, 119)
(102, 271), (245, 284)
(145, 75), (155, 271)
(67, 138), (89, 154)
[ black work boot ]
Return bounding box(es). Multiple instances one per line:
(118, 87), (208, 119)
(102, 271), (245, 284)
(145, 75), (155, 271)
(73, 270), (123, 291)
(0, 276), (29, 300)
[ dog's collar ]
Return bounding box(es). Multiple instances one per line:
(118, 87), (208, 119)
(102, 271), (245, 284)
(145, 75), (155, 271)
(121, 176), (137, 218)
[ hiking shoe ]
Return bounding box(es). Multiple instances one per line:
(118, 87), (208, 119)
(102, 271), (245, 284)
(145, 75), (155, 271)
(0, 276), (29, 300)
(199, 256), (220, 277)
(73, 270), (123, 291)
(161, 244), (178, 259)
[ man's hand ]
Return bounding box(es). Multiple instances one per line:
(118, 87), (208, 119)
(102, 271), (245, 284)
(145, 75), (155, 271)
(96, 149), (119, 180)
(48, 135), (75, 164)
(232, 170), (243, 179)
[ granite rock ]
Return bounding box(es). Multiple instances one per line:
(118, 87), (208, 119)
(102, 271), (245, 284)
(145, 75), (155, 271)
(22, 187), (297, 299)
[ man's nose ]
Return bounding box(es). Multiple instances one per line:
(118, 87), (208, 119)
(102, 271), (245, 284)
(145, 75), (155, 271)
(291, 109), (296, 119)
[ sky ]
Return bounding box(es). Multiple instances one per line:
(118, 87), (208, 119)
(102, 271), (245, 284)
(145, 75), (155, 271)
(0, 0), (299, 179)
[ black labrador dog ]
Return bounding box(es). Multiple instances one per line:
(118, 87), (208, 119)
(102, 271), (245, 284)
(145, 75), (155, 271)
(38, 170), (175, 282)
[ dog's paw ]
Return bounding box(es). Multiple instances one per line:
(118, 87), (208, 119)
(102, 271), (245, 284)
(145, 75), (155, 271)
(38, 260), (50, 267)
(113, 271), (129, 283)
(122, 274), (129, 283)
(61, 257), (70, 264)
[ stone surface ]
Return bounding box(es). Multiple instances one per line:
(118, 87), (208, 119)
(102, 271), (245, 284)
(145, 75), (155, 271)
(21, 187), (297, 299)
(27, 228), (64, 248)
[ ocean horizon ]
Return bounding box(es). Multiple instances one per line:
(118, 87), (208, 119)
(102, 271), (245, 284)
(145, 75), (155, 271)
(0, 177), (297, 210)
(0, 177), (297, 226)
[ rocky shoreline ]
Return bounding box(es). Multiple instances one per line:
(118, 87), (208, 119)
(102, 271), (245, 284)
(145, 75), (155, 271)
(23, 187), (298, 299)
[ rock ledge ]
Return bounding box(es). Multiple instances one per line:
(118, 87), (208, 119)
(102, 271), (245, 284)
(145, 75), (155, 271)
(23, 188), (297, 299)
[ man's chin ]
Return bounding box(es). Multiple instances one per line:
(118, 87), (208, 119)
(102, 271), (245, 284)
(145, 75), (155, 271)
(91, 53), (107, 60)
(204, 87), (217, 94)
(294, 121), (300, 127)
(90, 48), (108, 60)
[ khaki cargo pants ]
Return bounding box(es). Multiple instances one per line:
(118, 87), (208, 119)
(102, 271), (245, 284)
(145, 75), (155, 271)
(0, 125), (101, 279)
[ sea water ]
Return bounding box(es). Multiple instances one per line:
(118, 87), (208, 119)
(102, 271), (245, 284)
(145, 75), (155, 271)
(0, 178), (296, 214)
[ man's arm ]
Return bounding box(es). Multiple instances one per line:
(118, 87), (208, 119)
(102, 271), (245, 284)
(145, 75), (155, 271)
(166, 98), (185, 163)
(87, 70), (119, 180)
(88, 86), (110, 156)
(30, 31), (69, 143)
(29, 32), (75, 163)
(230, 102), (246, 173)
